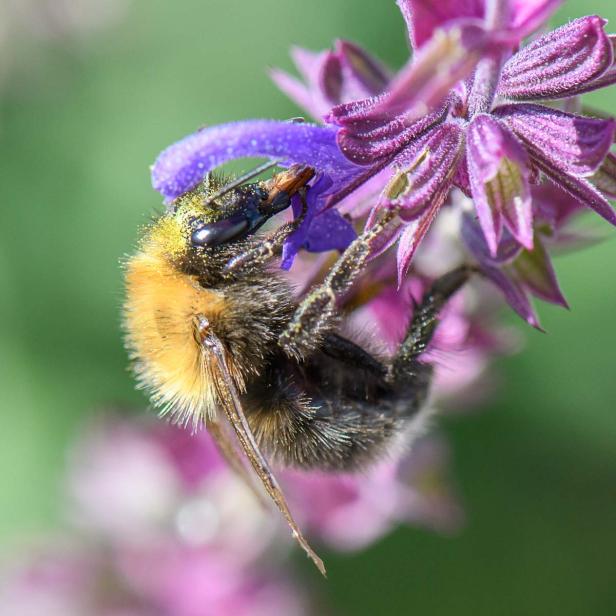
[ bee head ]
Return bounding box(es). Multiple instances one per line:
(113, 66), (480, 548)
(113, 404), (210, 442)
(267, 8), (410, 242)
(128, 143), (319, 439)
(176, 176), (271, 250)
(175, 164), (315, 251)
(142, 165), (314, 271)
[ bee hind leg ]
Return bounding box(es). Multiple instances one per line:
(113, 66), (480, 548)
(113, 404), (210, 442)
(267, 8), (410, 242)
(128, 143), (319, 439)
(390, 265), (474, 383)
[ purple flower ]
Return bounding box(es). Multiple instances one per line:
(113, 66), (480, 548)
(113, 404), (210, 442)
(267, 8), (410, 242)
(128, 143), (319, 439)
(327, 14), (615, 272)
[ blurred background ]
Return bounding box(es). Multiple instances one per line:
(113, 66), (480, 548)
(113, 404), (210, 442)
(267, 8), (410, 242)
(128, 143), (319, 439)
(0, 0), (615, 614)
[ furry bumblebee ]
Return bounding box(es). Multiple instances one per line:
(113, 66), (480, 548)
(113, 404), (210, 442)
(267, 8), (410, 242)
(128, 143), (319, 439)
(123, 164), (470, 574)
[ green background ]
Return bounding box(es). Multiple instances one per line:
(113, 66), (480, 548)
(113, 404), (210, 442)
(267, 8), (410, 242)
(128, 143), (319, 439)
(1, 1), (615, 613)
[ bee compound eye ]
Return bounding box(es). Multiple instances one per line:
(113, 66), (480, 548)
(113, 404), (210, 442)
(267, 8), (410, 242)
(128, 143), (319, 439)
(190, 218), (251, 247)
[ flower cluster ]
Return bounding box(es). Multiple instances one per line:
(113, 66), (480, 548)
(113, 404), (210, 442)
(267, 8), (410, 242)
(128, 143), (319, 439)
(152, 0), (615, 327)
(0, 414), (462, 614)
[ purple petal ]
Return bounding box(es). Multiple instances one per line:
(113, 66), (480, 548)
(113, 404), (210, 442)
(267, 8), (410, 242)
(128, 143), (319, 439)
(461, 210), (523, 265)
(336, 40), (391, 97)
(590, 152), (616, 198)
(304, 209), (357, 253)
(531, 182), (585, 229)
(396, 198), (443, 284)
(467, 114), (533, 253)
(396, 0), (484, 50)
(384, 122), (464, 220)
(371, 21), (493, 121)
(482, 264), (542, 328)
(270, 68), (323, 119)
(151, 120), (362, 202)
(512, 238), (569, 307)
(495, 103), (616, 176)
(281, 174), (356, 269)
(509, 0), (563, 39)
(499, 16), (613, 101)
(566, 35), (616, 95)
(331, 104), (447, 166)
(531, 158), (616, 226)
(319, 51), (344, 104)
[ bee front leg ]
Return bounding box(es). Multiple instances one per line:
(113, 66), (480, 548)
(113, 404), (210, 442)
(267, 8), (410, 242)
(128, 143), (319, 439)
(223, 190), (309, 275)
(279, 209), (398, 360)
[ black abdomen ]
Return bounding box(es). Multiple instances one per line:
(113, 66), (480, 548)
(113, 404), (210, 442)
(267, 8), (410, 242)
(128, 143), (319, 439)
(245, 347), (432, 472)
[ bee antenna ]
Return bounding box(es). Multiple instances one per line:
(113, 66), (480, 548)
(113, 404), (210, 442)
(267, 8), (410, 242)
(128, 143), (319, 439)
(203, 159), (280, 206)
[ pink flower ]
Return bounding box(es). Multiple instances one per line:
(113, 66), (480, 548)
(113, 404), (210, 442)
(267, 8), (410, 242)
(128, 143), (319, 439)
(66, 416), (282, 565)
(281, 437), (463, 551)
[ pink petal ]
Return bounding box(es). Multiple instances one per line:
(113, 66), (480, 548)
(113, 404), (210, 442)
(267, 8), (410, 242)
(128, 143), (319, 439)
(512, 239), (569, 307)
(333, 105), (447, 165)
(467, 114), (533, 254)
(567, 35), (616, 95)
(499, 16), (613, 101)
(495, 103), (616, 176)
(386, 122), (464, 220)
(590, 152), (616, 198)
(373, 21), (493, 121)
(396, 0), (484, 50)
(530, 155), (616, 226)
(508, 0), (563, 39)
(396, 198), (443, 284)
(483, 265), (543, 328)
(318, 51), (344, 104)
(270, 68), (324, 120)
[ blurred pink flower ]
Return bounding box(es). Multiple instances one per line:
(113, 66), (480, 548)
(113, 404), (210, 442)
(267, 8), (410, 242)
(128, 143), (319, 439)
(116, 544), (307, 616)
(281, 437), (463, 551)
(0, 545), (148, 616)
(66, 416), (283, 566)
(0, 541), (307, 616)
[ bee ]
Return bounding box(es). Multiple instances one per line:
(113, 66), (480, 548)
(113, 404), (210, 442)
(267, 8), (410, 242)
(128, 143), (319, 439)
(123, 163), (470, 575)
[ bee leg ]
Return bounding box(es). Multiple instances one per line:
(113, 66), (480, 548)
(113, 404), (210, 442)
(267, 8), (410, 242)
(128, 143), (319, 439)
(390, 265), (473, 381)
(207, 421), (270, 508)
(223, 190), (309, 274)
(279, 209), (398, 359)
(203, 330), (326, 576)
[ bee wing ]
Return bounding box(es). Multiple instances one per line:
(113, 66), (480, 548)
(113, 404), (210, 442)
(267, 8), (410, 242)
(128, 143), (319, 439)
(207, 420), (269, 509)
(203, 332), (326, 577)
